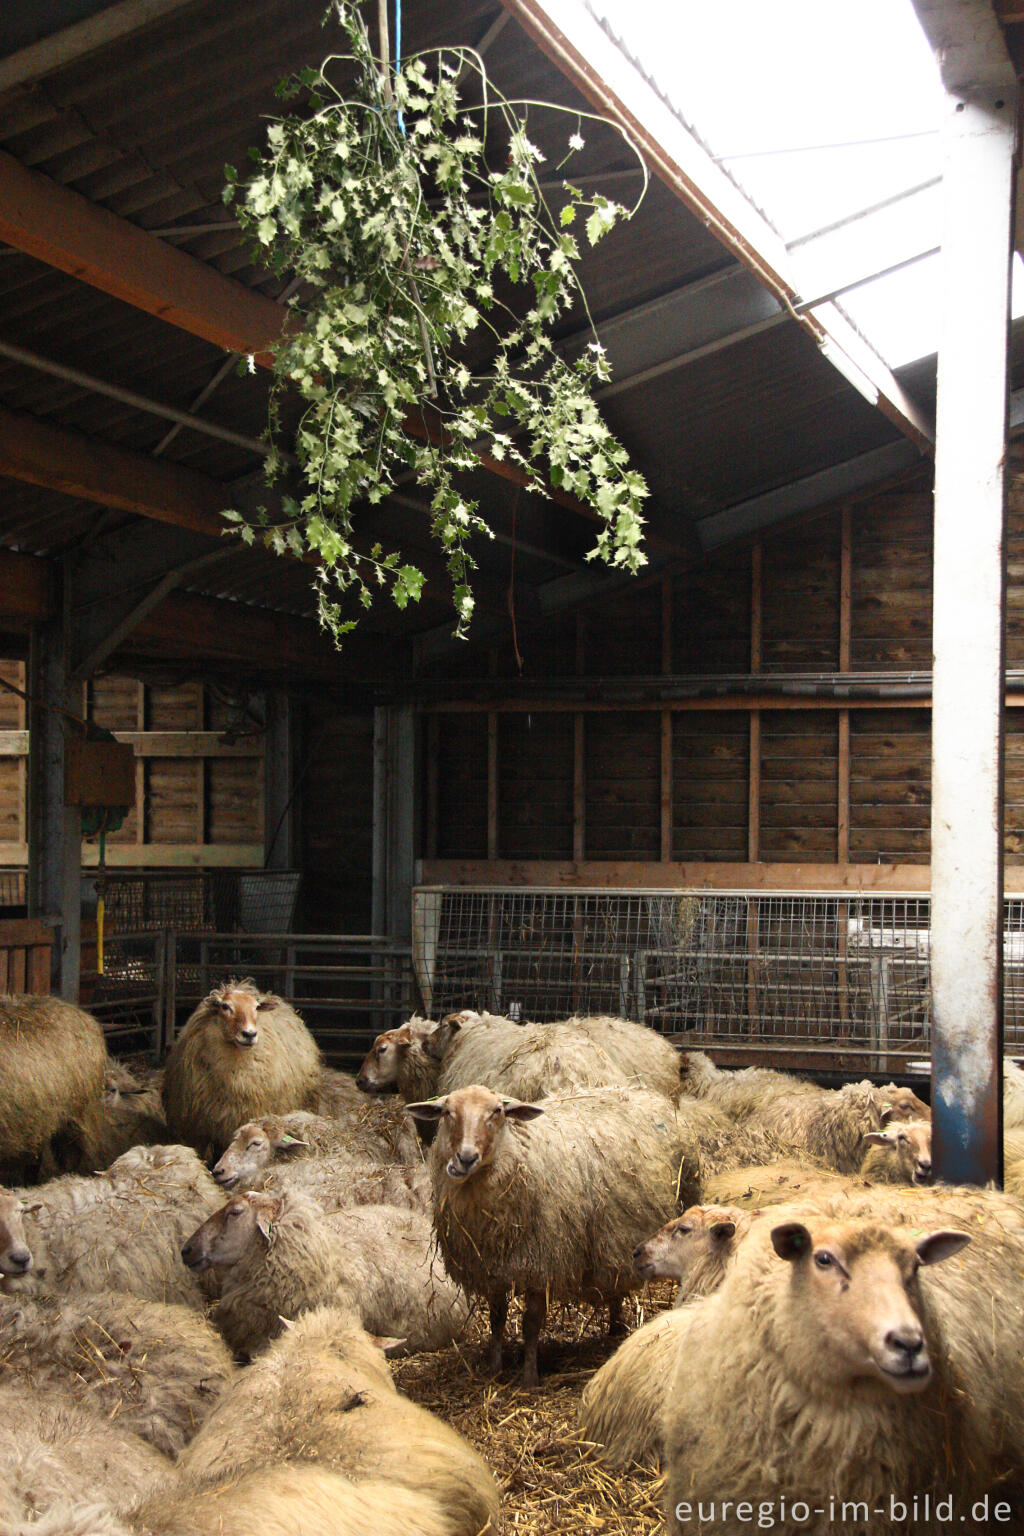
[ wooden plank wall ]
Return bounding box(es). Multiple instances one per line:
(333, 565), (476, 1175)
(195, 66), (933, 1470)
(0, 673), (264, 867)
(422, 470), (1024, 881)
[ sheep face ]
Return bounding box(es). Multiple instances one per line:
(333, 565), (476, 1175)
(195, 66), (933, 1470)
(213, 1118), (309, 1188)
(203, 982), (275, 1050)
(633, 1204), (740, 1282)
(181, 1191), (280, 1272)
(879, 1084), (930, 1123)
(863, 1120), (934, 1185)
(406, 1084), (544, 1182)
(769, 1218), (968, 1394)
(0, 1189), (31, 1276)
(356, 1024), (416, 1092)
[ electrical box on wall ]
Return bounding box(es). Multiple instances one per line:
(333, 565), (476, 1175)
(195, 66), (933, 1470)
(64, 738), (136, 810)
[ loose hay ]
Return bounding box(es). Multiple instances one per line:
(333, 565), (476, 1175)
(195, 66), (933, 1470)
(392, 1291), (673, 1534)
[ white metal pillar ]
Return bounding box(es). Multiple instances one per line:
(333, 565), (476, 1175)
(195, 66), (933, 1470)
(919, 0), (1018, 1183)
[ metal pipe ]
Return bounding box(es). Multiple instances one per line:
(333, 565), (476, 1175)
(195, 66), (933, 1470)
(0, 337), (279, 460)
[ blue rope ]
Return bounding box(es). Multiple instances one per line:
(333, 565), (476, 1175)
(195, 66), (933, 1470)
(394, 0), (405, 135)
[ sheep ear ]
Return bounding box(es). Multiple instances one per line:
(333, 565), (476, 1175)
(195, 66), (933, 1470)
(863, 1130), (895, 1148)
(709, 1220), (736, 1241)
(422, 1019), (458, 1061)
(916, 1230), (971, 1267)
(771, 1222), (812, 1261)
(256, 997), (276, 1013)
(367, 1333), (407, 1357)
(277, 1134), (309, 1149)
(278, 1315), (295, 1331)
(503, 1100), (545, 1122)
(405, 1100), (446, 1124)
(253, 1200), (279, 1240)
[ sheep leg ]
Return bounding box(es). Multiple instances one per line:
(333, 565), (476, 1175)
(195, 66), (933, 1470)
(522, 1287), (547, 1389)
(608, 1296), (627, 1338)
(487, 1289), (509, 1374)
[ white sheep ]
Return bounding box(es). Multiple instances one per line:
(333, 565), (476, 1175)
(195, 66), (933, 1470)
(181, 1187), (469, 1358)
(407, 1082), (701, 1386)
(26, 1468), (454, 1536)
(253, 1153), (431, 1214)
(7, 1143), (223, 1310)
(359, 1008), (680, 1105)
(579, 1204), (754, 1469)
(703, 1155), (851, 1211)
(176, 1304), (500, 1536)
(0, 993), (108, 1179)
(0, 1380), (169, 1529)
(859, 1118), (933, 1185)
(664, 1195), (1024, 1533)
(0, 1288), (235, 1456)
(211, 1109), (421, 1191)
(1004, 1058), (1024, 1128)
(162, 979), (321, 1157)
(0, 1186), (31, 1279)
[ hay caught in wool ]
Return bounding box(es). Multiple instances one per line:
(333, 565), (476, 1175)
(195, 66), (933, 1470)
(391, 1290), (674, 1535)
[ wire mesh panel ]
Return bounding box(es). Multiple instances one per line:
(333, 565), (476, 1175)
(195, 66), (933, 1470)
(80, 929), (166, 1058)
(100, 871), (301, 936)
(413, 887), (1024, 1067)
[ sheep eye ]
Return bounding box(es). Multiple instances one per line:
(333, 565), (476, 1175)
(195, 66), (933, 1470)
(814, 1252), (834, 1269)
(488, 1107), (502, 1119)
(677, 1225), (691, 1235)
(227, 1206), (243, 1219)
(247, 1141), (262, 1151)
(443, 1109), (454, 1121)
(898, 1133), (908, 1144)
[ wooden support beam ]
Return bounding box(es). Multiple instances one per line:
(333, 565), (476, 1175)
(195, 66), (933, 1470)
(420, 858), (948, 893)
(838, 505), (852, 863)
(748, 540), (762, 863)
(0, 0), (206, 94)
(0, 402), (234, 539)
(660, 577), (672, 861)
(487, 712), (499, 860)
(0, 841), (264, 867)
(0, 150), (283, 363)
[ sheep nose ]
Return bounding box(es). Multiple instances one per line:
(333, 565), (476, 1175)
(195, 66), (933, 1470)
(886, 1327), (924, 1358)
(238, 1029), (257, 1045)
(355, 1074), (370, 1091)
(5, 1249), (31, 1272)
(918, 1160), (932, 1176)
(212, 1166), (233, 1185)
(456, 1148), (480, 1170)
(632, 1243), (645, 1259)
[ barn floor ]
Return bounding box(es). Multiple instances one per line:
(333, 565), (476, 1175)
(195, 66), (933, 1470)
(392, 1288), (674, 1534)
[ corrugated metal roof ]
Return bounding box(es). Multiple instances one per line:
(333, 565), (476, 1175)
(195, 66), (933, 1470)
(0, 0), (969, 657)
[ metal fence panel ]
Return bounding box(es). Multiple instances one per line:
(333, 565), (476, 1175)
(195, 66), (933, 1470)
(413, 886), (1024, 1069)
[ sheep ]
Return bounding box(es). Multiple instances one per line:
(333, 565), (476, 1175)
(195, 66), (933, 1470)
(181, 1187), (469, 1358)
(253, 1153), (431, 1214)
(316, 1066), (365, 1116)
(1003, 1127), (1024, 1198)
(25, 1469), (454, 1536)
(60, 1069), (169, 1175)
(0, 1380), (169, 1529)
(161, 979), (321, 1158)
(633, 1203), (754, 1305)
(176, 1304), (500, 1536)
(0, 1288), (235, 1456)
(0, 1186), (31, 1279)
(859, 1118), (933, 1185)
(212, 1108), (420, 1191)
(703, 1156), (854, 1211)
(407, 1082), (702, 1386)
(0, 993), (108, 1180)
(7, 1143), (223, 1310)
(580, 1204), (758, 1468)
(660, 1207), (1024, 1534)
(680, 1051), (929, 1159)
(1005, 1057), (1024, 1128)
(359, 1009), (677, 1107)
(578, 1307), (692, 1470)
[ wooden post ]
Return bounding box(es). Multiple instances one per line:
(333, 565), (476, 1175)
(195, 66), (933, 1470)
(487, 712), (498, 862)
(264, 690), (296, 870)
(747, 542), (762, 1025)
(661, 576), (673, 862)
(838, 503), (852, 1025)
(26, 606), (81, 998)
(925, 28), (1017, 1185)
(425, 715), (439, 861)
(574, 614), (586, 864)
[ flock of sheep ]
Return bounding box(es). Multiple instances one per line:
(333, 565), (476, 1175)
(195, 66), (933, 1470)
(3, 983), (1024, 1535)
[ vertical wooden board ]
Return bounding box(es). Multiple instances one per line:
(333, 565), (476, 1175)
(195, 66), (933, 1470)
(88, 675), (138, 731)
(0, 661), (23, 728)
(1005, 477), (1024, 667)
(147, 683), (202, 730)
(147, 760), (201, 844)
(207, 758), (263, 845)
(436, 713), (489, 860)
(496, 712), (574, 861)
(849, 707), (931, 864)
(0, 759), (20, 840)
(302, 709), (375, 931)
(585, 712), (660, 860)
(850, 483), (934, 670)
(593, 584), (663, 675)
(760, 711), (839, 861)
(761, 512), (841, 671)
(672, 709), (749, 860)
(672, 549), (751, 673)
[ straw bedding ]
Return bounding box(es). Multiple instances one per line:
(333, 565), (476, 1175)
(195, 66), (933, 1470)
(391, 1289), (675, 1535)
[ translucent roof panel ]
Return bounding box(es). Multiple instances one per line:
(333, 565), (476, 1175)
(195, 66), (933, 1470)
(586, 0), (1023, 370)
